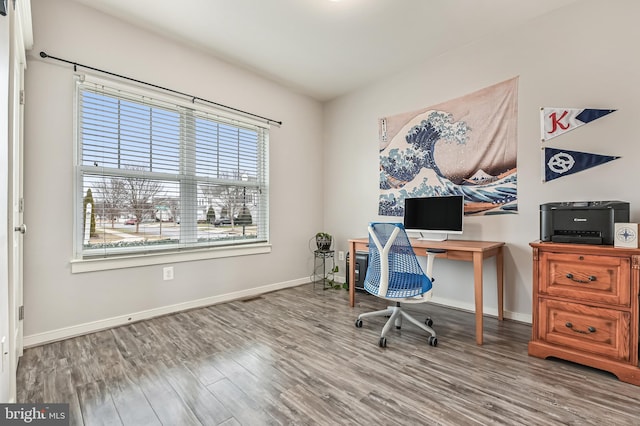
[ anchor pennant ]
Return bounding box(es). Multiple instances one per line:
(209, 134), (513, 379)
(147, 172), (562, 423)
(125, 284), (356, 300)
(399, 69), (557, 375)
(543, 147), (620, 182)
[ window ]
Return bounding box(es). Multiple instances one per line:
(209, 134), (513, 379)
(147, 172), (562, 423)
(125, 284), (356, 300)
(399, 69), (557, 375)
(74, 75), (269, 262)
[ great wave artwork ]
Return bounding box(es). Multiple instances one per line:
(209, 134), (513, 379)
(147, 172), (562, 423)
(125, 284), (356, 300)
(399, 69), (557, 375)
(378, 77), (519, 217)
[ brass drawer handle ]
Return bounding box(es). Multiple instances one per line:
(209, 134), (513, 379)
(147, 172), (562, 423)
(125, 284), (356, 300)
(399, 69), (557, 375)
(565, 273), (597, 283)
(565, 322), (596, 334)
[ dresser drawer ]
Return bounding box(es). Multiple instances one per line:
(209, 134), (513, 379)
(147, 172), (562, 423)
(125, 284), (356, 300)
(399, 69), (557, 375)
(537, 298), (631, 362)
(540, 252), (631, 306)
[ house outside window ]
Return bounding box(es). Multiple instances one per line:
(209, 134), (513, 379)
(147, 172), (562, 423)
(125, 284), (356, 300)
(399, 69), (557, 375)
(74, 75), (269, 262)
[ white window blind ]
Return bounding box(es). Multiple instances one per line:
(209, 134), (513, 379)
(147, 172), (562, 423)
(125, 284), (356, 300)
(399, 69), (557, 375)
(74, 76), (269, 259)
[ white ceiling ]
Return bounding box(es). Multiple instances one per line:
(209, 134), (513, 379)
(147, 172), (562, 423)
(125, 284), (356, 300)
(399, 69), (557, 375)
(70, 0), (579, 101)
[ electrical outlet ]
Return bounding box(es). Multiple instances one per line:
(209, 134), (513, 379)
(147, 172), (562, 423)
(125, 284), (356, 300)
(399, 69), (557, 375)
(338, 251), (345, 261)
(163, 266), (174, 281)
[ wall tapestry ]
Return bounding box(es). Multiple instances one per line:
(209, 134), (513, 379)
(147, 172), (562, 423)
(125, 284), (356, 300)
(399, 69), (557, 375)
(540, 107), (616, 141)
(378, 77), (518, 217)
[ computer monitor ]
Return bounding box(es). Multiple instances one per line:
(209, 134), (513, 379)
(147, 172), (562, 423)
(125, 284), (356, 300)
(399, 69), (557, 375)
(403, 195), (464, 241)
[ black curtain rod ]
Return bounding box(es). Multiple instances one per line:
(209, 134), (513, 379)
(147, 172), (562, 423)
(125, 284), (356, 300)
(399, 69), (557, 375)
(39, 51), (283, 126)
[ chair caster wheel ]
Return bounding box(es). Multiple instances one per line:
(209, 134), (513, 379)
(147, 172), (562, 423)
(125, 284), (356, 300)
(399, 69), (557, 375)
(355, 319), (363, 328)
(428, 336), (438, 347)
(425, 317), (433, 327)
(379, 337), (387, 348)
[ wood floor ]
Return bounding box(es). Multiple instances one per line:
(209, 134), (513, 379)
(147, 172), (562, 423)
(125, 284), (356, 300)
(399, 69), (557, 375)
(17, 284), (640, 425)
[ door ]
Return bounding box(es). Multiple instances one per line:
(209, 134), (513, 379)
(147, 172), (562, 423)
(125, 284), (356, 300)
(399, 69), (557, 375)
(0, 4), (10, 404)
(7, 1), (30, 402)
(8, 43), (25, 402)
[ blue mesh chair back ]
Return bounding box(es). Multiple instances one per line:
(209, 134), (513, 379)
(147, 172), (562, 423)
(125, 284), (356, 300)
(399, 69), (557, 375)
(363, 222), (432, 299)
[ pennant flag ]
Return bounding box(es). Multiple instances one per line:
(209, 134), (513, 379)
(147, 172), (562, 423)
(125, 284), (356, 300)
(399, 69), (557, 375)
(543, 147), (619, 182)
(541, 107), (616, 141)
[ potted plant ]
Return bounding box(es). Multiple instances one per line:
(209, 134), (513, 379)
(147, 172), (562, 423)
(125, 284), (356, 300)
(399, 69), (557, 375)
(326, 265), (348, 290)
(315, 232), (332, 251)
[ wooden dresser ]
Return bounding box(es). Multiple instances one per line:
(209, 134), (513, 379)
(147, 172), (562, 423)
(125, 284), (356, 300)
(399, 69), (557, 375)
(529, 241), (640, 385)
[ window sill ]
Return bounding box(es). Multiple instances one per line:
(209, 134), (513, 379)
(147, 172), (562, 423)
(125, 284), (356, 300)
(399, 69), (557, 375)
(70, 243), (272, 273)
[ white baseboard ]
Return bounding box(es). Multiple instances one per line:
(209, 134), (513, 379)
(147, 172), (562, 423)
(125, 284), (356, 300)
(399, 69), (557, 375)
(430, 295), (532, 324)
(344, 274), (533, 324)
(24, 278), (532, 348)
(23, 277), (308, 348)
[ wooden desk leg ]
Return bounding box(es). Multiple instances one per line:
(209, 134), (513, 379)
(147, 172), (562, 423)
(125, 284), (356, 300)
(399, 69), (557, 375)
(473, 252), (483, 345)
(349, 241), (356, 307)
(497, 246), (504, 321)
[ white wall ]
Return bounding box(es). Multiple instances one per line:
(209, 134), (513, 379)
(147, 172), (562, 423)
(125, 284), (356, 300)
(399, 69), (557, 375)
(324, 0), (640, 321)
(23, 0), (324, 342)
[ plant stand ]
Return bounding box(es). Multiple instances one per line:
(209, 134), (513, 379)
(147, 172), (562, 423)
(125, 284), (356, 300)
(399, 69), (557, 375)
(313, 249), (335, 290)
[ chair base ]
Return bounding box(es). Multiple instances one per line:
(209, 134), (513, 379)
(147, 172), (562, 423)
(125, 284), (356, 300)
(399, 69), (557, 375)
(356, 305), (436, 346)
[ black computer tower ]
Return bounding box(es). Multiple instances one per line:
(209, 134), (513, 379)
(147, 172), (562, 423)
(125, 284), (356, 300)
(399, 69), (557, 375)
(346, 251), (368, 292)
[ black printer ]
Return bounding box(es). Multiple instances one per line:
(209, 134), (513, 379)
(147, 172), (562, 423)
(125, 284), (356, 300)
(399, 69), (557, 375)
(540, 201), (630, 245)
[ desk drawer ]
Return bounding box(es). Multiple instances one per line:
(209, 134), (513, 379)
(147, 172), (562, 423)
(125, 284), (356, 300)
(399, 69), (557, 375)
(540, 252), (631, 306)
(537, 298), (631, 362)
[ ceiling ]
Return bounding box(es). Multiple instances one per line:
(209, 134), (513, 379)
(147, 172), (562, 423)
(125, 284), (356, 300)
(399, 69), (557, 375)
(70, 0), (579, 101)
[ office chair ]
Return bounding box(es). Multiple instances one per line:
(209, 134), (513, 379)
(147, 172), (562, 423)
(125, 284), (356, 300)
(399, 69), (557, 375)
(354, 222), (443, 348)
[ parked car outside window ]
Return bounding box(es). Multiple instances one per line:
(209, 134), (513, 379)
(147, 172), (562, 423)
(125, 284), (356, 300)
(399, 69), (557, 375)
(214, 217), (232, 226)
